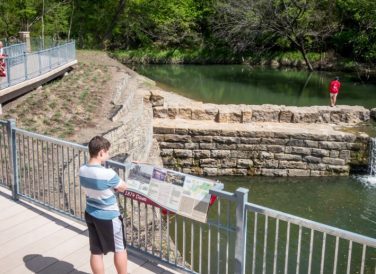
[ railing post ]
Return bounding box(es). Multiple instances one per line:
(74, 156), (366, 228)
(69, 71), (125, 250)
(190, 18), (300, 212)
(6, 119), (19, 200)
(23, 52), (28, 80)
(6, 56), (11, 87)
(38, 51), (42, 75)
(234, 187), (249, 274)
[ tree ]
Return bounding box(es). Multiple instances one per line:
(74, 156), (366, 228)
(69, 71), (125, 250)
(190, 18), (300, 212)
(211, 0), (338, 70)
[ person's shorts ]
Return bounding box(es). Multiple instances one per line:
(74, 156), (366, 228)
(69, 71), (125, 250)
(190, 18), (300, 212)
(85, 211), (127, 255)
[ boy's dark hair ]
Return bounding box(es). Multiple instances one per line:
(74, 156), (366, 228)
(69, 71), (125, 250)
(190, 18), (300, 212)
(88, 136), (111, 157)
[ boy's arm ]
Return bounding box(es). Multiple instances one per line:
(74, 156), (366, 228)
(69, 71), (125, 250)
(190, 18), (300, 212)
(114, 179), (127, 192)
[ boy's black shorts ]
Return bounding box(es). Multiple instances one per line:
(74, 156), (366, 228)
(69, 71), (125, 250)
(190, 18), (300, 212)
(85, 211), (127, 255)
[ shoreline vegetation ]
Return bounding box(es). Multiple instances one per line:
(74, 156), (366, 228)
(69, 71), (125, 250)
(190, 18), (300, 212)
(111, 49), (376, 79)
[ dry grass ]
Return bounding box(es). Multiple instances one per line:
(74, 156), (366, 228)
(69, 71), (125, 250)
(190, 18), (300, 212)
(2, 51), (112, 140)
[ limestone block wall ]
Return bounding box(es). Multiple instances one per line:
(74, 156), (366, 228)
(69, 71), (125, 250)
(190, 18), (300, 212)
(154, 127), (369, 176)
(153, 104), (370, 125)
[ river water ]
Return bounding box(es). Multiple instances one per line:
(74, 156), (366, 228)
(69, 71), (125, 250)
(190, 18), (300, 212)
(135, 65), (376, 108)
(135, 64), (376, 271)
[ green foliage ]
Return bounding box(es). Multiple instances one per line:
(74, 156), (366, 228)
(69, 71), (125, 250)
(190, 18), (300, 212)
(0, 0), (375, 66)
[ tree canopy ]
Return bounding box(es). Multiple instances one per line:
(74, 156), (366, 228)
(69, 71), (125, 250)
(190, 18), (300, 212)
(0, 0), (375, 68)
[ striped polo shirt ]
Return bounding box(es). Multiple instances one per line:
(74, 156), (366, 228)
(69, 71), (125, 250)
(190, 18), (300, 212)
(79, 164), (121, 220)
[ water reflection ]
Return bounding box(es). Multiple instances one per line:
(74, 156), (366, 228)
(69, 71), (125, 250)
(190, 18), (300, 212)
(135, 65), (376, 107)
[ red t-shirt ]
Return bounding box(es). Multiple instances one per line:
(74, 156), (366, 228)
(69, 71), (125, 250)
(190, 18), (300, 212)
(329, 80), (341, 94)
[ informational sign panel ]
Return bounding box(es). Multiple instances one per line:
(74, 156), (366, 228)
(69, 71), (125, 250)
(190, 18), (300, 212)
(123, 163), (223, 223)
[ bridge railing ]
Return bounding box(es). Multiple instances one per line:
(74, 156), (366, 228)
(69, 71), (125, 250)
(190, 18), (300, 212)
(0, 41), (76, 90)
(0, 119), (375, 274)
(3, 43), (27, 58)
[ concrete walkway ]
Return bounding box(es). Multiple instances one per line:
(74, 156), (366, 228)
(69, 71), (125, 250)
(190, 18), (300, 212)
(0, 187), (182, 274)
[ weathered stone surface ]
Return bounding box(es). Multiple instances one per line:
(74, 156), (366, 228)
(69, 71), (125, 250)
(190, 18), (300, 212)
(307, 163), (327, 171)
(267, 145), (284, 153)
(211, 150), (231, 158)
(287, 139), (306, 147)
(251, 107), (280, 122)
(164, 134), (191, 142)
(293, 108), (320, 123)
(192, 107), (218, 120)
(261, 138), (287, 145)
(261, 168), (287, 176)
(217, 109), (242, 123)
(218, 168), (236, 175)
(200, 158), (217, 167)
(174, 149), (193, 158)
(213, 136), (240, 144)
(288, 169), (310, 176)
(192, 136), (213, 143)
(238, 144), (267, 151)
(216, 143), (237, 150)
(303, 156), (321, 163)
(220, 159), (237, 168)
(160, 149), (173, 157)
(304, 140), (319, 148)
(291, 147), (311, 155)
(339, 150), (351, 161)
(254, 159), (279, 168)
(150, 92), (164, 107)
(177, 158), (193, 167)
(200, 143), (216, 149)
(240, 137), (260, 144)
(162, 157), (177, 165)
(231, 150), (259, 159)
(241, 110), (253, 123)
(175, 128), (189, 135)
(311, 148), (330, 157)
(185, 143), (199, 149)
(159, 142), (185, 149)
(330, 150), (340, 158)
(177, 108), (192, 119)
(279, 110), (293, 122)
(237, 159), (254, 168)
(234, 169), (248, 176)
(319, 141), (347, 150)
(327, 165), (350, 173)
(322, 157), (345, 166)
(203, 167), (218, 176)
(279, 161), (307, 169)
(260, 151), (274, 160)
(275, 154), (302, 161)
(153, 107), (168, 118)
(167, 108), (178, 119)
(154, 134), (165, 142)
(154, 127), (175, 134)
(193, 150), (211, 159)
(189, 129), (221, 136)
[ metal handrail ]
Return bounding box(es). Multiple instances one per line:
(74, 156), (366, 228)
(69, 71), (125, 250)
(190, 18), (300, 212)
(0, 119), (375, 274)
(245, 202), (376, 248)
(0, 41), (76, 90)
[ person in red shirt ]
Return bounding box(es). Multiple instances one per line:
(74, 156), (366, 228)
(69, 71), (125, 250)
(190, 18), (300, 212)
(329, 76), (341, 107)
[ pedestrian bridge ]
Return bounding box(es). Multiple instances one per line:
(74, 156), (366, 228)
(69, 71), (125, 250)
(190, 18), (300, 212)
(0, 119), (375, 274)
(0, 41), (77, 108)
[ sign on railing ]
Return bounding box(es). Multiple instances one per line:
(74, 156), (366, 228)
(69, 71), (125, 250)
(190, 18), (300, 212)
(125, 163), (223, 223)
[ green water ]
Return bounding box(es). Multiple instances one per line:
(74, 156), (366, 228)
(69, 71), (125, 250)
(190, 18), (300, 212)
(170, 176), (376, 273)
(135, 65), (376, 108)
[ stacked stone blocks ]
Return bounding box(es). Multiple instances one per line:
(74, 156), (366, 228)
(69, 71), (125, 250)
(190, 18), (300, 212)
(154, 127), (369, 177)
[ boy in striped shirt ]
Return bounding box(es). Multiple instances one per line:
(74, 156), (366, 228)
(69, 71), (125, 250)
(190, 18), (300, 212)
(79, 136), (128, 274)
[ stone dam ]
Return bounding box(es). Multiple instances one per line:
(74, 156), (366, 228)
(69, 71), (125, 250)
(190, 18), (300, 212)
(97, 64), (374, 177)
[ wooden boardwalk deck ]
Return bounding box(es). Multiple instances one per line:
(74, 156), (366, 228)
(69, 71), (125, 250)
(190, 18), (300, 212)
(0, 187), (182, 274)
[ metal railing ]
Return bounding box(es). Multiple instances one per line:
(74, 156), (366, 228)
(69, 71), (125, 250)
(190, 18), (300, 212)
(0, 41), (76, 90)
(3, 43), (26, 58)
(0, 119), (375, 274)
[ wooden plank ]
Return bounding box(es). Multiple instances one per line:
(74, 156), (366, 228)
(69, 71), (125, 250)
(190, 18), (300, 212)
(0, 225), (83, 273)
(7, 231), (88, 274)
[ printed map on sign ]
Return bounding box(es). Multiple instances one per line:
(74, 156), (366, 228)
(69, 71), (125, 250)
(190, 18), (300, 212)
(124, 163), (223, 223)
